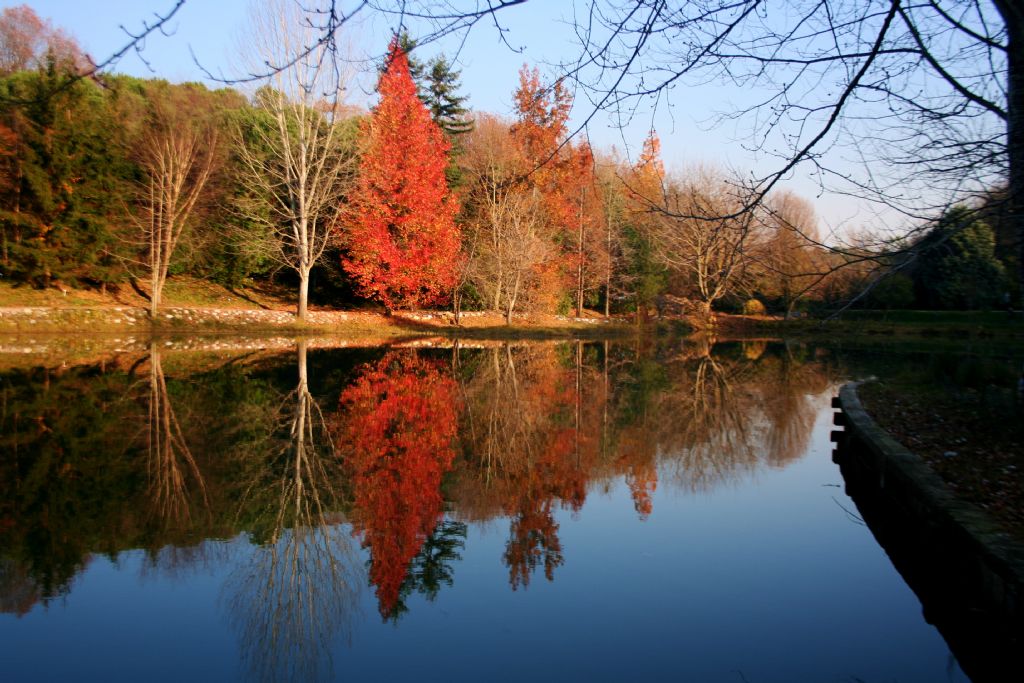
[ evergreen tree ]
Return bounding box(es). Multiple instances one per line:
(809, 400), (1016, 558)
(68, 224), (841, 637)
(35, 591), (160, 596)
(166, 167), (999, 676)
(0, 64), (129, 287)
(914, 206), (1009, 310)
(424, 56), (473, 137)
(426, 55), (473, 189)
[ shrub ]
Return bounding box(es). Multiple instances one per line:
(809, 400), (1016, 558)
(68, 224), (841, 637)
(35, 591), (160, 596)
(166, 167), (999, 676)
(742, 298), (767, 316)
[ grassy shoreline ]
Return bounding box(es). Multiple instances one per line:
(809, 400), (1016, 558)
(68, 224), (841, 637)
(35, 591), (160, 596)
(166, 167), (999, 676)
(0, 304), (655, 338)
(0, 278), (662, 339)
(3, 279), (1022, 342)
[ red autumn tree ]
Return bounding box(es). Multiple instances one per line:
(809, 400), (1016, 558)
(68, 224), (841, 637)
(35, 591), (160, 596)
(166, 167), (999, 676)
(342, 38), (460, 311)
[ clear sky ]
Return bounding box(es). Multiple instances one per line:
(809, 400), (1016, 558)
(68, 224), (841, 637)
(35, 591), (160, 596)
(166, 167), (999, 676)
(13, 0), (885, 238)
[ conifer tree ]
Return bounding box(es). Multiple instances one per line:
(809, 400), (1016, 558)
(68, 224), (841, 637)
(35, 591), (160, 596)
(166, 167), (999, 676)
(424, 56), (473, 137)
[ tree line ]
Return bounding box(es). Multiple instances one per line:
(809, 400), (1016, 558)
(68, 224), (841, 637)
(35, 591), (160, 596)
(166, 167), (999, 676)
(0, 5), (1015, 319)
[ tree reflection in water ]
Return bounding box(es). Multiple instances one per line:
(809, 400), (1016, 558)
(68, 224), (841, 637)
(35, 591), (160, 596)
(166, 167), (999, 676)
(455, 343), (591, 589)
(336, 352), (461, 619)
(449, 339), (837, 587)
(224, 340), (362, 683)
(146, 343), (209, 528)
(0, 337), (837, 642)
(757, 344), (831, 467)
(650, 340), (833, 492)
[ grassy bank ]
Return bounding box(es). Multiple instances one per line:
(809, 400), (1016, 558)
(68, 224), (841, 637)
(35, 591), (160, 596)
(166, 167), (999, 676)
(0, 278), (656, 338)
(19, 279), (1020, 341)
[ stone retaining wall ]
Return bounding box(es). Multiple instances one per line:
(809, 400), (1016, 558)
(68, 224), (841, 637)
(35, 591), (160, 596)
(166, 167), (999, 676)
(834, 383), (1024, 681)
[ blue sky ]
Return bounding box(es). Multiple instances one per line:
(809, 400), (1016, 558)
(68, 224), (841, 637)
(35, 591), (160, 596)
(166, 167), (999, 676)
(14, 0), (884, 237)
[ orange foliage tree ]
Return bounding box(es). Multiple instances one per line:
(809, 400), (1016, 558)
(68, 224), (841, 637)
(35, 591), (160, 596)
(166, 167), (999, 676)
(0, 5), (86, 76)
(510, 67), (604, 315)
(336, 352), (461, 618)
(509, 67), (576, 312)
(342, 39), (461, 310)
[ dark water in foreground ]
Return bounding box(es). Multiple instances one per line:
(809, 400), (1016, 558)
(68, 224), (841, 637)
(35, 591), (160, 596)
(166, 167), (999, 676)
(0, 338), (974, 682)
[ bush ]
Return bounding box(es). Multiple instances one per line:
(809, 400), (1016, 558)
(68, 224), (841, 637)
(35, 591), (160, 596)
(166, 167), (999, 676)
(867, 273), (914, 310)
(742, 298), (767, 316)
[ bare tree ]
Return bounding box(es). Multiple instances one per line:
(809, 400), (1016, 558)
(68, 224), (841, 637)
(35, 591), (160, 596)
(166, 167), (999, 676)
(0, 4), (87, 76)
(652, 167), (761, 321)
(494, 190), (550, 323)
(462, 114), (552, 323)
(134, 104), (217, 317)
(594, 154), (628, 318)
(750, 190), (825, 317)
(234, 0), (356, 321)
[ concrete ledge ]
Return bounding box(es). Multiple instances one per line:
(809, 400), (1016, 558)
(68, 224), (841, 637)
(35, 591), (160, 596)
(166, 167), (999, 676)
(835, 382), (1024, 679)
(839, 383), (1024, 586)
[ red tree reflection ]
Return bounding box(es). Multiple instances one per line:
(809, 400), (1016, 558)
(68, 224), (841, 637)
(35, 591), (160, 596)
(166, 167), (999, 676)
(337, 353), (460, 618)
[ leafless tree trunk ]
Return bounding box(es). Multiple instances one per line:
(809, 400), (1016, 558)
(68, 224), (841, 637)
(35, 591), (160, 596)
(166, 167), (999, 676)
(234, 0), (355, 321)
(136, 122), (216, 317)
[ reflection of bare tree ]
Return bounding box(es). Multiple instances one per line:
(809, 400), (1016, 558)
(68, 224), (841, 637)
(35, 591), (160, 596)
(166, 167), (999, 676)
(227, 525), (359, 683)
(656, 351), (761, 491)
(224, 340), (362, 683)
(146, 343), (208, 527)
(475, 345), (538, 486)
(755, 347), (834, 467)
(638, 341), (832, 491)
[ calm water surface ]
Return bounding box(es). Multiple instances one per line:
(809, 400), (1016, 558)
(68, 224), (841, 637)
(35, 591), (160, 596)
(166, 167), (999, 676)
(0, 338), (970, 682)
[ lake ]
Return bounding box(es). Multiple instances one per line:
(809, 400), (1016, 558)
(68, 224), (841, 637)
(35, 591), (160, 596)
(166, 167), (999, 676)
(0, 336), (975, 682)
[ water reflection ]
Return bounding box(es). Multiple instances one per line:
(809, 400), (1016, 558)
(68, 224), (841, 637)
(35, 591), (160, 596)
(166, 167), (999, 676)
(455, 344), (583, 589)
(225, 340), (362, 682)
(335, 352), (460, 619)
(147, 343), (209, 528)
(0, 337), (841, 676)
